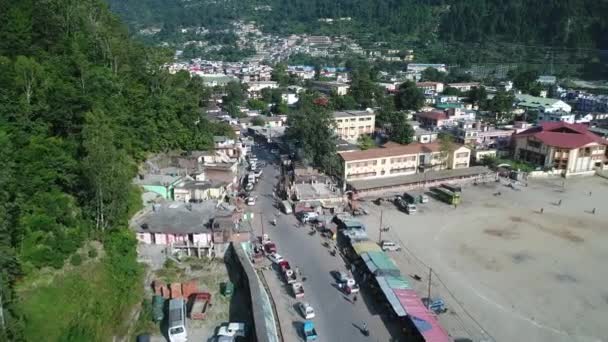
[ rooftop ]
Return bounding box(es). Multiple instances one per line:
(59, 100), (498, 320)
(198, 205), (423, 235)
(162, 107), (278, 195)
(416, 111), (448, 121)
(339, 141), (456, 162)
(515, 94), (563, 107)
(132, 201), (221, 234)
(516, 122), (607, 149)
(348, 166), (492, 191)
(333, 110), (375, 118)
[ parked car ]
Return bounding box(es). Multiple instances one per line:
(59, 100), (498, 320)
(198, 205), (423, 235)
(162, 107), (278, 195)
(297, 302), (315, 319)
(268, 253), (284, 264)
(299, 212), (318, 223)
(381, 240), (402, 252)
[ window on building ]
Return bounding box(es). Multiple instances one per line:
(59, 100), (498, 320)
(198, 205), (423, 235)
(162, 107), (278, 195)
(381, 159), (386, 165)
(456, 152), (469, 158)
(372, 160), (378, 166)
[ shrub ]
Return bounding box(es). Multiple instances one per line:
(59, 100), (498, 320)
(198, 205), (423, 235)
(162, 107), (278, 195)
(88, 248), (98, 259)
(70, 254), (82, 266)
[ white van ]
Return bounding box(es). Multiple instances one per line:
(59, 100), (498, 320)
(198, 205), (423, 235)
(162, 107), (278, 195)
(168, 298), (187, 342)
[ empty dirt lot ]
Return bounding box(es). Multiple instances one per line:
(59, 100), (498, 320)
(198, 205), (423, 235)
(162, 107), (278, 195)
(358, 176), (608, 342)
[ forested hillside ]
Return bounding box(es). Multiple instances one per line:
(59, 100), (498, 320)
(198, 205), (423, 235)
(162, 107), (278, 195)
(0, 0), (229, 340)
(107, 0), (608, 50)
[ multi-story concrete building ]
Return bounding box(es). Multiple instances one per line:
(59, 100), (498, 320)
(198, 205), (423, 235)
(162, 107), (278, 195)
(332, 110), (375, 141)
(338, 142), (471, 182)
(514, 122), (607, 174)
(416, 82), (445, 95)
(537, 110), (576, 124)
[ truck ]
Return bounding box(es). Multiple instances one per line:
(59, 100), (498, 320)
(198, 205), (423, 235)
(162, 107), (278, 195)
(432, 186), (461, 205)
(302, 321), (318, 341)
(291, 282), (305, 298)
(263, 241), (277, 254)
(279, 260), (297, 284)
(189, 292), (212, 320)
(395, 196), (417, 214)
(403, 192), (429, 204)
(167, 298), (188, 342)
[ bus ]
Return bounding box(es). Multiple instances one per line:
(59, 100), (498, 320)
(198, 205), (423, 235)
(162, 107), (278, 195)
(168, 298), (187, 342)
(440, 183), (462, 194)
(432, 187), (461, 205)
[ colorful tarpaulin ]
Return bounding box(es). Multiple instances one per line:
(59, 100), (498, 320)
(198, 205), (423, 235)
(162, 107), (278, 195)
(376, 276), (407, 317)
(393, 289), (450, 342)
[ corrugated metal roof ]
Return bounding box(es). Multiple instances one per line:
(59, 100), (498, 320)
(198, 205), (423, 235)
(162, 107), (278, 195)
(393, 289), (450, 342)
(385, 275), (411, 290)
(376, 276), (407, 317)
(361, 251), (401, 276)
(352, 241), (382, 255)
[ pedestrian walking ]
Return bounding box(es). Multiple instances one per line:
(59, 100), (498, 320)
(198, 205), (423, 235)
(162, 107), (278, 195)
(589, 191), (592, 196)
(558, 199), (562, 206)
(592, 208), (596, 214)
(353, 295), (358, 303)
(540, 207), (544, 214)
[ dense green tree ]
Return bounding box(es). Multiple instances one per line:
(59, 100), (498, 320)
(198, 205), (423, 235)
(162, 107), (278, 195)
(442, 87), (462, 96)
(251, 116), (266, 126)
(247, 98), (268, 111)
(482, 91), (516, 123)
(467, 86), (488, 106)
(272, 63), (290, 86)
(420, 67), (447, 83)
(285, 93), (337, 170)
(357, 135), (375, 150)
(395, 81), (425, 111)
(390, 120), (415, 145)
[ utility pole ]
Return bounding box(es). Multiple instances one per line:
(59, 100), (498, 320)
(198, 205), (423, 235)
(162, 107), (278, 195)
(378, 210), (383, 243)
(427, 267), (432, 309)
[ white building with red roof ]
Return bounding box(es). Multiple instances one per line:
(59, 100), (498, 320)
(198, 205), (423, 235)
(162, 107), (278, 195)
(514, 122), (607, 174)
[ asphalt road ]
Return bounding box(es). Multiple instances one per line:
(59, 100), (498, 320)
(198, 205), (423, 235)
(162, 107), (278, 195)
(248, 145), (397, 342)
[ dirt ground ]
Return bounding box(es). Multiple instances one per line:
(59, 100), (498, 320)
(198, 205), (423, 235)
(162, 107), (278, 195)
(137, 247), (233, 342)
(357, 176), (608, 342)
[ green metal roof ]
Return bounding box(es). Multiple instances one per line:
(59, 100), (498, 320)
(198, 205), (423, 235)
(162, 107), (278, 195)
(362, 251), (401, 276)
(435, 102), (463, 109)
(385, 275), (411, 290)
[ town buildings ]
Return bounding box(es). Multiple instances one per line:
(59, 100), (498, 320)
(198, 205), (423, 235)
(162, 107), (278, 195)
(515, 94), (572, 113)
(332, 110), (376, 141)
(310, 81), (350, 96)
(338, 142), (471, 183)
(514, 122), (607, 174)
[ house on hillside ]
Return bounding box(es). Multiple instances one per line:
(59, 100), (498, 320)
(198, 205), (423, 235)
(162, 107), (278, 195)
(332, 110), (376, 141)
(515, 94), (571, 113)
(513, 122), (607, 174)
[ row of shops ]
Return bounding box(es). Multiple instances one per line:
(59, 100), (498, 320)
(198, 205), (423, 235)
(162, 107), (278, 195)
(342, 239), (450, 342)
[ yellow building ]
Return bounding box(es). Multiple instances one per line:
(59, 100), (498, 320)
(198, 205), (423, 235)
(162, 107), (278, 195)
(332, 110), (375, 142)
(338, 142), (470, 182)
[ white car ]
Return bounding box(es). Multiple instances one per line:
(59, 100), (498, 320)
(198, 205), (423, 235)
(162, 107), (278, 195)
(297, 302), (315, 319)
(267, 253), (284, 264)
(247, 197), (256, 206)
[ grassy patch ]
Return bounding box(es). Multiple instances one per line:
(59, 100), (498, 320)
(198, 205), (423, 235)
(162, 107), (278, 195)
(18, 235), (143, 342)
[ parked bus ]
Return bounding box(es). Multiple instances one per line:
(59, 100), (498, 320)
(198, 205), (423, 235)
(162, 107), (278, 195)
(432, 187), (461, 205)
(440, 183), (462, 194)
(168, 298), (187, 342)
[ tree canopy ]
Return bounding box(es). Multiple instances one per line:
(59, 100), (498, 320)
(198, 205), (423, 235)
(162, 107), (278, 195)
(396, 81), (425, 111)
(0, 0), (228, 339)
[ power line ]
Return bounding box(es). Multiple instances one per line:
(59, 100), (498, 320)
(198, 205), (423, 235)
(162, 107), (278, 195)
(388, 229), (498, 342)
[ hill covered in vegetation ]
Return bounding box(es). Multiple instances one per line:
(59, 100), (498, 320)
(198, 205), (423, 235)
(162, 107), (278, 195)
(107, 0), (608, 50)
(0, 0), (230, 340)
